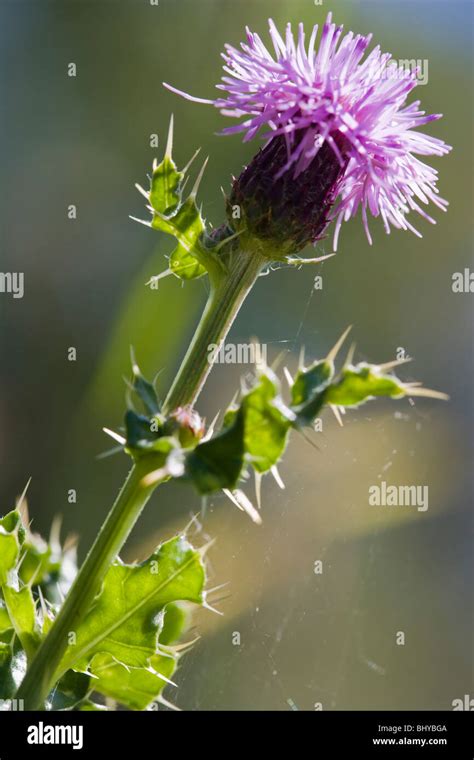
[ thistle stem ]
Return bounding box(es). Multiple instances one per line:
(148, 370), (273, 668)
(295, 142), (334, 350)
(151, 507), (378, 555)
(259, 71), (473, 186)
(16, 244), (265, 710)
(16, 459), (166, 710)
(163, 247), (265, 413)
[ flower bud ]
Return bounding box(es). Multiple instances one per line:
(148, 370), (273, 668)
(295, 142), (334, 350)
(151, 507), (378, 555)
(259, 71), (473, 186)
(164, 406), (205, 448)
(227, 133), (350, 258)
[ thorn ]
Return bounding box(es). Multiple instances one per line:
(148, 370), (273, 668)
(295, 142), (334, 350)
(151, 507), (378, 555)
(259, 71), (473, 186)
(326, 325), (353, 363)
(298, 428), (321, 452)
(271, 465), (285, 490)
(49, 514), (62, 550)
(190, 156), (209, 199)
(330, 404), (344, 427)
(206, 581), (230, 595)
(152, 670), (178, 688)
(37, 586), (48, 617)
(165, 113), (174, 160)
(56, 582), (65, 604)
(229, 390), (240, 408)
(182, 512), (202, 537)
(250, 335), (267, 373)
(270, 349), (288, 373)
(102, 428), (126, 446)
(298, 345), (306, 370)
(141, 463), (181, 488)
(344, 342), (357, 367)
(197, 538), (216, 558)
(213, 228), (242, 253)
(129, 215), (152, 228)
(283, 367), (294, 388)
(152, 157), (158, 171)
(222, 488), (262, 525)
(182, 147), (201, 175)
(403, 385), (449, 401)
(96, 446), (124, 460)
(202, 411), (220, 442)
(157, 695), (181, 712)
(378, 357), (413, 372)
(135, 182), (149, 200)
(145, 268), (174, 287)
(160, 636), (201, 654)
(129, 345), (139, 376)
(202, 597), (225, 616)
(254, 470), (262, 510)
(16, 477), (32, 512)
(286, 253), (336, 266)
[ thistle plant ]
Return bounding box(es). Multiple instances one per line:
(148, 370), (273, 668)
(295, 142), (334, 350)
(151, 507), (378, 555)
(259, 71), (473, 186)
(3, 14), (450, 712)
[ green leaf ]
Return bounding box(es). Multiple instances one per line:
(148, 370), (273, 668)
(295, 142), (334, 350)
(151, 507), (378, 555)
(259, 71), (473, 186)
(2, 585), (39, 659)
(49, 669), (91, 711)
(58, 535), (205, 676)
(0, 602), (12, 634)
(239, 373), (292, 473)
(185, 407), (245, 493)
(290, 359), (333, 425)
(124, 409), (158, 450)
(18, 531), (77, 605)
(0, 511), (25, 585)
(149, 155), (183, 217)
(130, 357), (161, 416)
(0, 637), (26, 701)
(152, 197), (207, 281)
(88, 651), (176, 711)
(160, 602), (190, 646)
(169, 242), (206, 280)
(324, 363), (406, 407)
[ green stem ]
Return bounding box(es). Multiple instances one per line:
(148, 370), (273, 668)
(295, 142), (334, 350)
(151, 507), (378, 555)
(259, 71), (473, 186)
(16, 458), (165, 709)
(16, 244), (265, 710)
(163, 248), (266, 413)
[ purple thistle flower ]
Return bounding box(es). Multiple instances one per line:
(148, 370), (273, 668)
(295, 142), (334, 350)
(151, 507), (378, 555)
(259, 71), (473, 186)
(165, 13), (451, 251)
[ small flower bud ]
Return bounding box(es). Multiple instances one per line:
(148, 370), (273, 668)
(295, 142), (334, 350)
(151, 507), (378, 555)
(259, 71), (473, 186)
(164, 406), (205, 448)
(227, 133), (350, 257)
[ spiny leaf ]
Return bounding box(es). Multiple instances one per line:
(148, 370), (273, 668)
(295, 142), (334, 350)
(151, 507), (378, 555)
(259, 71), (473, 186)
(88, 651), (176, 711)
(170, 242), (206, 280)
(58, 535), (205, 676)
(130, 354), (161, 416)
(238, 372), (292, 473)
(48, 669), (91, 711)
(290, 359), (334, 425)
(149, 155), (183, 217)
(160, 602), (190, 645)
(0, 636), (26, 700)
(0, 602), (12, 634)
(2, 585), (39, 659)
(136, 121), (216, 281)
(18, 530), (77, 606)
(124, 409), (158, 450)
(185, 407), (245, 493)
(151, 196), (207, 281)
(0, 510), (25, 585)
(324, 363), (407, 407)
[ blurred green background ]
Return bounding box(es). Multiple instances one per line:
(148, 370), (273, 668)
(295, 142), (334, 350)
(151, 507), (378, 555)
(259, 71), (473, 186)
(0, 0), (472, 710)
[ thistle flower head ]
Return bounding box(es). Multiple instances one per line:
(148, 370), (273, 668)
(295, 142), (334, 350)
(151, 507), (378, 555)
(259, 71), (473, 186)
(165, 13), (451, 251)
